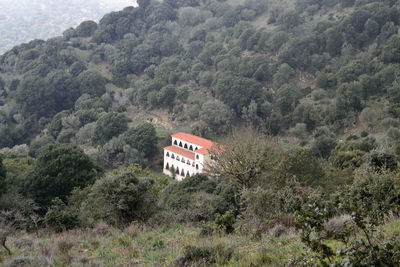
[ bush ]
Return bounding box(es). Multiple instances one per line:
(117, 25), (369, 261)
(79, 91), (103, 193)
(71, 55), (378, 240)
(81, 171), (156, 227)
(44, 198), (79, 232)
(269, 224), (287, 238)
(214, 210), (236, 234)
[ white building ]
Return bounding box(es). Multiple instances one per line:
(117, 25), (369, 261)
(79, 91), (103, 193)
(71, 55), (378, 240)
(163, 133), (217, 181)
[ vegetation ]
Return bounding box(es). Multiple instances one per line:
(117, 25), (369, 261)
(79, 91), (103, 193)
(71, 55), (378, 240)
(1, 0), (400, 265)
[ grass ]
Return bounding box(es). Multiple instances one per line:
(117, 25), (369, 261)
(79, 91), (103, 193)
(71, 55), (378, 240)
(0, 223), (303, 266)
(2, 219), (399, 266)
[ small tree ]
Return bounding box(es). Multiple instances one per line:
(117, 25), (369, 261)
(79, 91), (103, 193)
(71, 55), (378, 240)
(206, 129), (281, 191)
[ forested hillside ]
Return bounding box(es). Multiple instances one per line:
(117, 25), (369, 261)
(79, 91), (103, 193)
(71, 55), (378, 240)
(0, 0), (136, 54)
(1, 0), (400, 265)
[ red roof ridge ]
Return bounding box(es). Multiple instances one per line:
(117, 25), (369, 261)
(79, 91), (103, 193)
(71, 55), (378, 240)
(172, 132), (214, 149)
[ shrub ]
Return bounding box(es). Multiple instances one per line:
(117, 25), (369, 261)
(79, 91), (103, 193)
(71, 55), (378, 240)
(81, 171), (156, 227)
(214, 210), (236, 234)
(269, 224), (287, 238)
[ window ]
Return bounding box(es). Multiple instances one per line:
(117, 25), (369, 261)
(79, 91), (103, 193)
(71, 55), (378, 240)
(187, 160), (190, 165)
(196, 155), (199, 159)
(186, 171), (190, 177)
(176, 167), (179, 174)
(174, 140), (177, 145)
(181, 169), (185, 176)
(181, 158), (185, 163)
(192, 162), (195, 167)
(166, 152), (170, 157)
(171, 154), (175, 159)
(189, 145), (193, 151)
(165, 163), (169, 170)
(195, 147), (198, 150)
(196, 164), (199, 170)
(176, 156), (180, 161)
(179, 141), (183, 147)
(184, 143), (188, 149)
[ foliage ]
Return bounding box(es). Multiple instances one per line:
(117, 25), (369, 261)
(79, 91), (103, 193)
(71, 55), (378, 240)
(207, 130), (280, 191)
(22, 144), (103, 210)
(81, 170), (156, 226)
(93, 112), (129, 145)
(0, 155), (6, 198)
(294, 170), (400, 265)
(124, 123), (158, 159)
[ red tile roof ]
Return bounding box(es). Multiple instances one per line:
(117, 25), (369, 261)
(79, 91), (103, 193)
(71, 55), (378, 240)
(172, 133), (214, 149)
(164, 146), (195, 160)
(196, 148), (209, 155)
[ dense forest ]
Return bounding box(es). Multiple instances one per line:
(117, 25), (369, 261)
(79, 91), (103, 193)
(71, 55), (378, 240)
(1, 0), (400, 265)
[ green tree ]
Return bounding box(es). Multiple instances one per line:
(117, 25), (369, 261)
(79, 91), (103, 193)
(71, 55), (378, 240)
(93, 112), (129, 145)
(214, 73), (262, 115)
(81, 171), (156, 226)
(125, 123), (158, 159)
(200, 100), (232, 134)
(277, 147), (325, 187)
(381, 34), (400, 63)
(77, 70), (107, 97)
(75, 20), (98, 37)
(273, 63), (295, 89)
(22, 144), (103, 210)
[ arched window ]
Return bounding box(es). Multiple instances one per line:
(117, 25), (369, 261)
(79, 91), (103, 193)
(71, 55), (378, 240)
(181, 169), (185, 176)
(186, 171), (190, 177)
(192, 162), (195, 167)
(195, 147), (198, 150)
(179, 142), (183, 147)
(166, 152), (170, 157)
(176, 156), (180, 161)
(176, 167), (179, 174)
(184, 143), (188, 149)
(187, 160), (190, 165)
(171, 154), (175, 159)
(174, 140), (177, 145)
(196, 164), (199, 170)
(165, 163), (169, 170)
(196, 155), (199, 159)
(189, 145), (193, 151)
(181, 158), (185, 163)
(171, 165), (174, 171)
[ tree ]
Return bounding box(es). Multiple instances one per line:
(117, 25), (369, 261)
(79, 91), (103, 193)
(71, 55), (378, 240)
(22, 144), (103, 210)
(75, 20), (98, 37)
(325, 28), (343, 56)
(200, 100), (232, 134)
(77, 70), (107, 97)
(93, 112), (129, 145)
(125, 123), (158, 159)
(214, 73), (262, 115)
(81, 170), (156, 226)
(207, 129), (281, 191)
(276, 147), (325, 187)
(381, 34), (400, 63)
(273, 63), (295, 89)
(0, 156), (6, 198)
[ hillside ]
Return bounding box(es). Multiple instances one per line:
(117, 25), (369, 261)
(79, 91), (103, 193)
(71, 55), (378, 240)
(1, 0), (400, 265)
(0, 0), (137, 54)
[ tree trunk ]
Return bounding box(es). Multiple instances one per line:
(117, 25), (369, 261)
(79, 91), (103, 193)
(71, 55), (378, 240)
(1, 236), (11, 255)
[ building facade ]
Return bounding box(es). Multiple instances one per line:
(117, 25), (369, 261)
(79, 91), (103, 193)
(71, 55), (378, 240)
(163, 133), (216, 181)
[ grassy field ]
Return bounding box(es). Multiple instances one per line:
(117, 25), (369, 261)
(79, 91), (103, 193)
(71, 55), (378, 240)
(2, 219), (399, 266)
